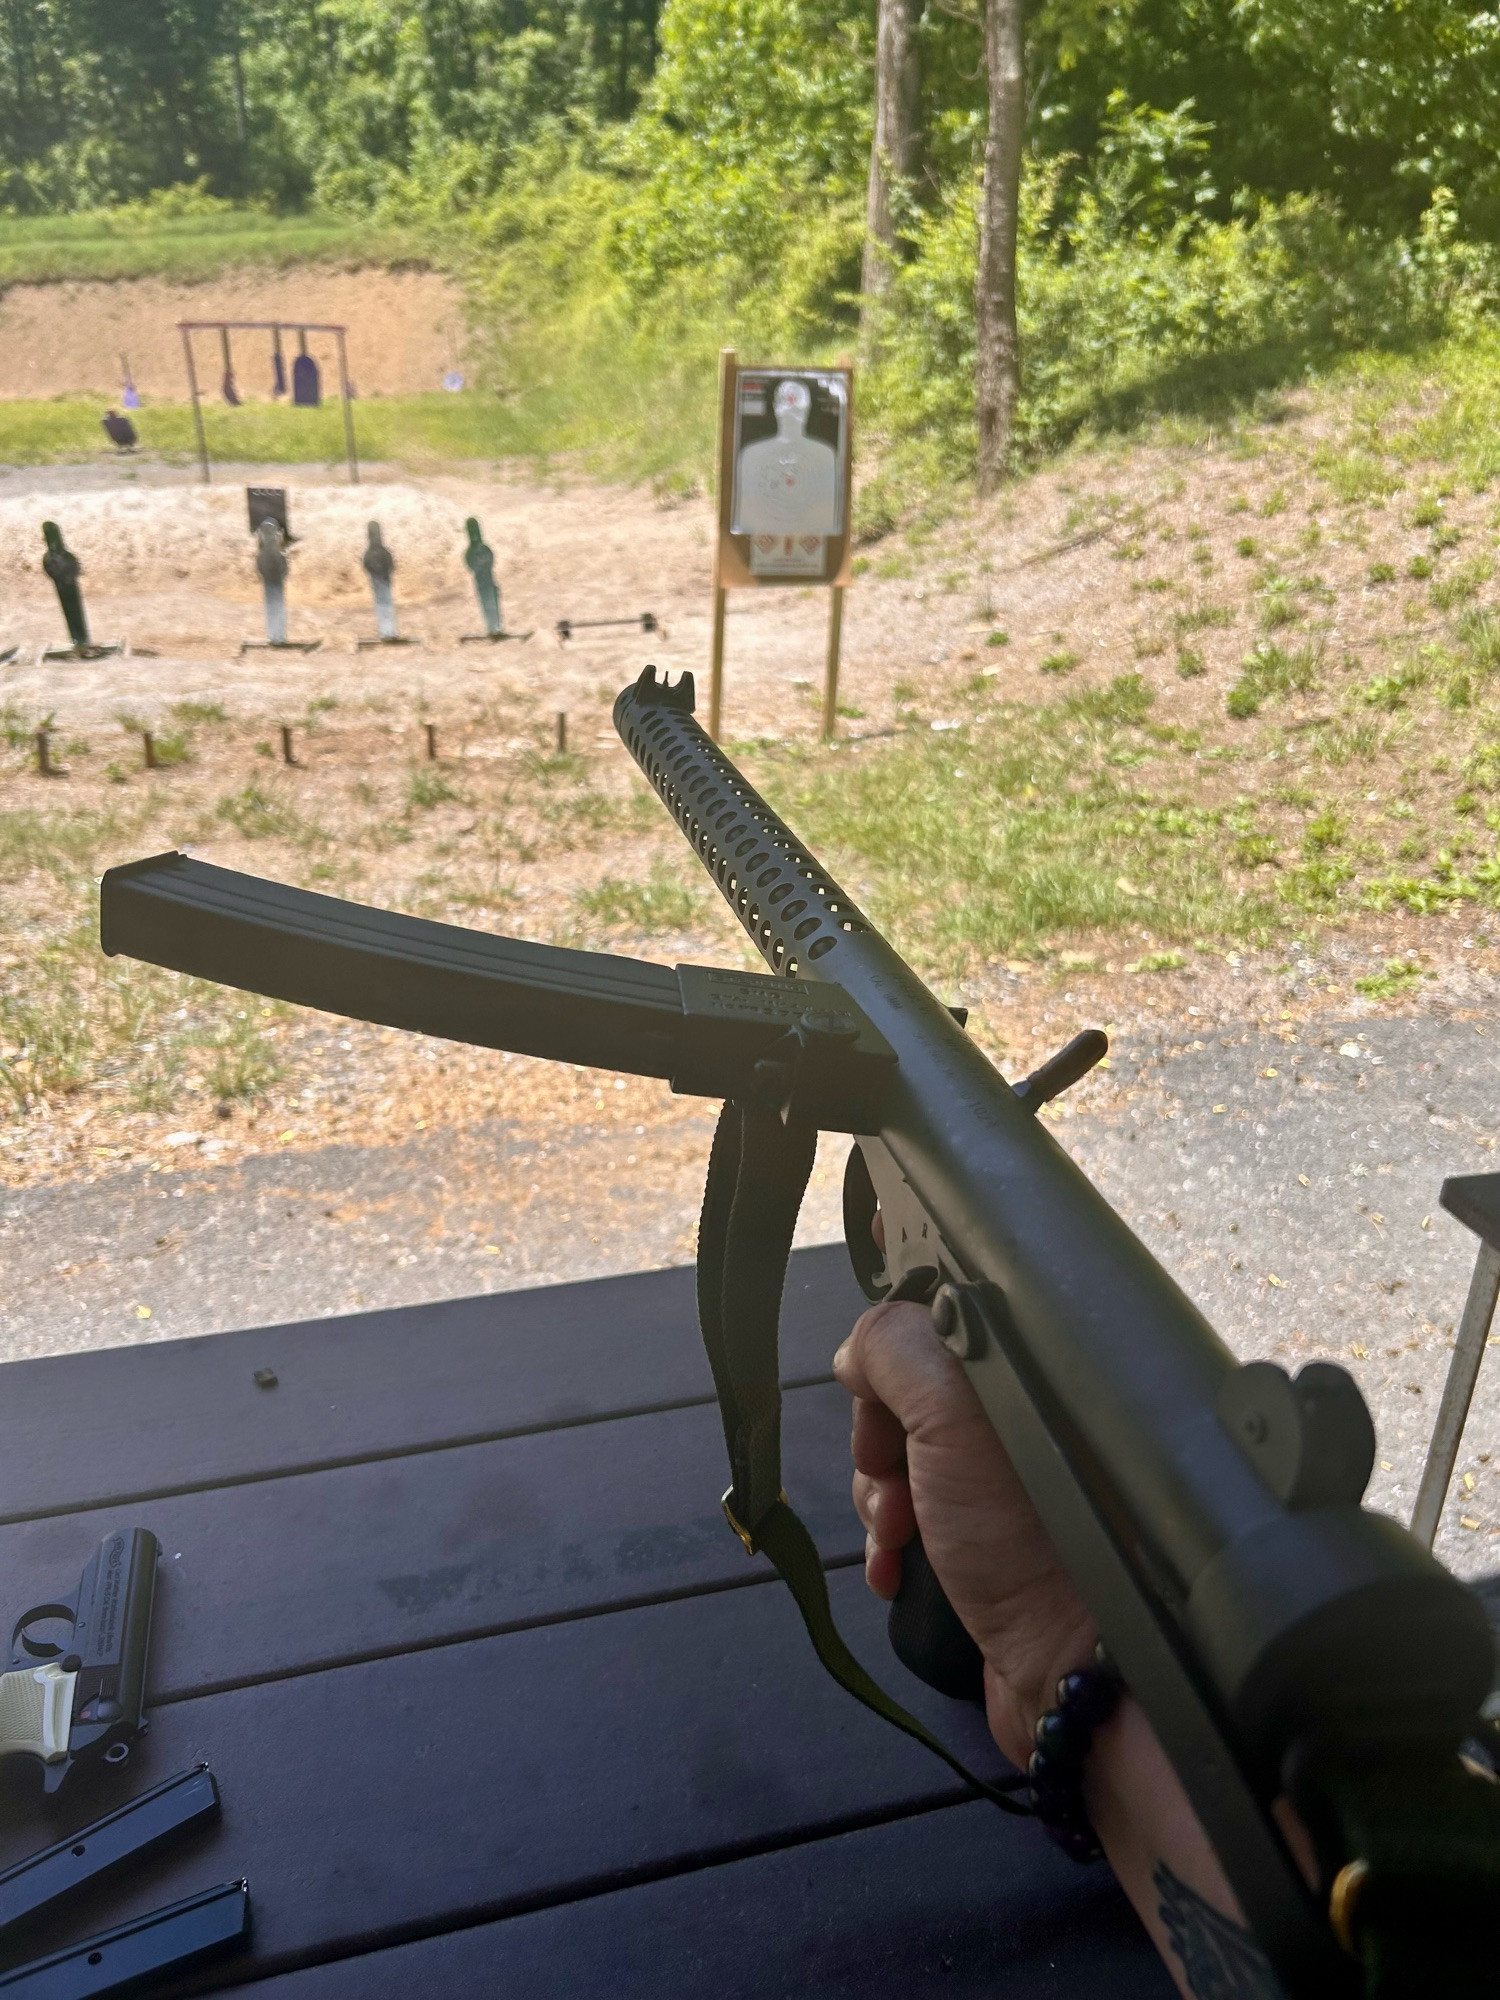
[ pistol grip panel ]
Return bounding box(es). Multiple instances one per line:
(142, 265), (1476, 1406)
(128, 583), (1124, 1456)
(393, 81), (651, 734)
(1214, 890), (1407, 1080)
(0, 1664), (76, 1765)
(887, 1531), (986, 1705)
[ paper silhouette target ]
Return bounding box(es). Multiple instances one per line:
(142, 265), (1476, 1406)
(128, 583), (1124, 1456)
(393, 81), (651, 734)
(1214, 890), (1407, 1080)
(717, 362), (852, 590)
(730, 372), (846, 539)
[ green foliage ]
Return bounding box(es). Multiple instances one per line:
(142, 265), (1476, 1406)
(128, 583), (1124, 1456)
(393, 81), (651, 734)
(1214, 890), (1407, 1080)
(1238, 1), (1500, 231)
(7, 0), (1500, 511)
(0, 2), (657, 214)
(0, 204), (420, 284)
(1226, 639), (1322, 718)
(867, 126), (1498, 483)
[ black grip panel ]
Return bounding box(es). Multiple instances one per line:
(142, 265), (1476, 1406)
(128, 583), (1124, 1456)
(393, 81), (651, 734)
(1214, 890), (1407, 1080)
(886, 1530), (985, 1705)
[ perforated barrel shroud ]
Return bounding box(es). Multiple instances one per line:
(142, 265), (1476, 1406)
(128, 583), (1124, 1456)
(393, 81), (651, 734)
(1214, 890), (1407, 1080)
(614, 669), (868, 982)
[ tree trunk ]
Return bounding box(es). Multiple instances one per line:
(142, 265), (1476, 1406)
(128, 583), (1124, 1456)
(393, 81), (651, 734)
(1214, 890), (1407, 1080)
(975, 0), (1024, 495)
(860, 0), (921, 326)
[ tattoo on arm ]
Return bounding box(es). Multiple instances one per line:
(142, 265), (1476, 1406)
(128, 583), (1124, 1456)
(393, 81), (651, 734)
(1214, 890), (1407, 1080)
(1152, 1861), (1282, 1999)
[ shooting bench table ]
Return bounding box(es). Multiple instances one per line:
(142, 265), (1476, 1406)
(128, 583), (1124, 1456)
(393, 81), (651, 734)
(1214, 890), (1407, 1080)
(0, 1247), (1173, 1997)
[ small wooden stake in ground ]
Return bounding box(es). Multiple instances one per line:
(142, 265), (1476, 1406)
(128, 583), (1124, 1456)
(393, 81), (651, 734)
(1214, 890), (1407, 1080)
(821, 585), (846, 743)
(425, 721), (439, 761)
(142, 730), (158, 771)
(556, 712), (568, 754)
(280, 724), (298, 767)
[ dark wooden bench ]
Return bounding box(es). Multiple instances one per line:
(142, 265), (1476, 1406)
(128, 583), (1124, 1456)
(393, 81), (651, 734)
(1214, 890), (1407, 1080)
(0, 1247), (1172, 1995)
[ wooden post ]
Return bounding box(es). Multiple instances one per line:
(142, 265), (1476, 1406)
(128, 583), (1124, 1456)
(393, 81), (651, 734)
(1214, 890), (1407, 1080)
(181, 326), (210, 486)
(821, 586), (846, 742)
(425, 721), (439, 761)
(709, 347), (737, 742)
(708, 587), (728, 743)
(142, 729), (158, 770)
(335, 328), (360, 486)
(280, 724), (298, 766)
(556, 712), (568, 753)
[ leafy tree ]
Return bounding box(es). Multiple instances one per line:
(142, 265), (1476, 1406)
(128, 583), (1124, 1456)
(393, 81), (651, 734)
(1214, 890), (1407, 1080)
(1237, 0), (1500, 229)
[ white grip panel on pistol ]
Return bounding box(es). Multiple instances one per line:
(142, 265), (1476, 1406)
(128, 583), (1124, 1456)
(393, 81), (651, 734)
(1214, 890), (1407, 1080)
(0, 1662), (75, 1763)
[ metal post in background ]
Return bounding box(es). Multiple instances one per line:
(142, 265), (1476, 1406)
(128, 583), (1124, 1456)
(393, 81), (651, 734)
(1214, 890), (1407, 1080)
(1411, 1236), (1500, 1547)
(335, 329), (359, 486)
(181, 327), (210, 486)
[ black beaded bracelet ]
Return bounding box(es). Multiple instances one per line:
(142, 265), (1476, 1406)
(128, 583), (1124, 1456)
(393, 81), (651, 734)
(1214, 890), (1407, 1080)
(1026, 1645), (1124, 1862)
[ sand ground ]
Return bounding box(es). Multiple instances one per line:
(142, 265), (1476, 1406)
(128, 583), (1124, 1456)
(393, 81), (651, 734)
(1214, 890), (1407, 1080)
(0, 267), (466, 401)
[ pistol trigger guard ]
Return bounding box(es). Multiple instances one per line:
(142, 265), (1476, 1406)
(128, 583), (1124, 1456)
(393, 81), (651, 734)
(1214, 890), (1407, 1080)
(11, 1599), (77, 1662)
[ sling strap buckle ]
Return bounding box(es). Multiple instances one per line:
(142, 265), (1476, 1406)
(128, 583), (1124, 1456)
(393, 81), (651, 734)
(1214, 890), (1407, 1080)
(721, 1486), (788, 1558)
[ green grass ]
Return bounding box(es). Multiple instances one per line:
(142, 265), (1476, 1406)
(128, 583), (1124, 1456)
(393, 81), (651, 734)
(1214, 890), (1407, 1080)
(1354, 956), (1426, 999)
(0, 207), (428, 288)
(1226, 640), (1323, 720)
(573, 866), (701, 932)
(773, 681), (1278, 966)
(0, 390), (562, 469)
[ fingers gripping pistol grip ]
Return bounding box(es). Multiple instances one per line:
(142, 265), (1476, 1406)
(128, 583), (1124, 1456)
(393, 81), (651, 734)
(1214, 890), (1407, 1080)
(3, 1528), (159, 1791)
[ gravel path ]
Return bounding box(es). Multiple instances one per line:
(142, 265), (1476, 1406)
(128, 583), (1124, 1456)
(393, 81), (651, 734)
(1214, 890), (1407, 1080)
(4, 1004), (1498, 1581)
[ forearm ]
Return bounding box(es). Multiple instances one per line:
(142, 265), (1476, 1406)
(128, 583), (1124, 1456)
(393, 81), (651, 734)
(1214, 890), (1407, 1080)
(1085, 1698), (1282, 1999)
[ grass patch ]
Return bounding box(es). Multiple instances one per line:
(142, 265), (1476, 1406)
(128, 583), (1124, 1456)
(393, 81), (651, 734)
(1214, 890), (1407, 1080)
(573, 866), (701, 931)
(1226, 640), (1323, 719)
(778, 695), (1268, 967)
(0, 207), (428, 287)
(406, 765), (462, 811)
(215, 781), (323, 843)
(1353, 957), (1426, 999)
(0, 390), (569, 470)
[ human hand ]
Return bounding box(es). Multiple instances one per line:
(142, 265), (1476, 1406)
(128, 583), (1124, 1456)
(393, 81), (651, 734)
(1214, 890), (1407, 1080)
(833, 1298), (1097, 1769)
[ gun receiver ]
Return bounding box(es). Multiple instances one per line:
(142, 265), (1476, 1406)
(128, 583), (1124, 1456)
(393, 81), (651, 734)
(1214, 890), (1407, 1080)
(98, 669), (1498, 1996)
(3, 1529), (158, 1792)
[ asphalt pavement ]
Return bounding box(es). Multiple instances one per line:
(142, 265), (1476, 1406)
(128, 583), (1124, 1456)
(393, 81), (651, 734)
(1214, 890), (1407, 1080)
(4, 1006), (1498, 1583)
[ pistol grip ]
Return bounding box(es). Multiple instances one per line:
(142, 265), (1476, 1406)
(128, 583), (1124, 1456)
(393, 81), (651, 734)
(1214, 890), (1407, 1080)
(886, 1530), (986, 1704)
(0, 1663), (76, 1766)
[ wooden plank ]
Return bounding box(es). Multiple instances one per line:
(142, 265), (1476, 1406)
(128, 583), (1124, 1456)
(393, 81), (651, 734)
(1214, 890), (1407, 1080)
(0, 1572), (1014, 1983)
(0, 1245), (863, 1524)
(0, 1384), (861, 1699)
(198, 1801), (1172, 1999)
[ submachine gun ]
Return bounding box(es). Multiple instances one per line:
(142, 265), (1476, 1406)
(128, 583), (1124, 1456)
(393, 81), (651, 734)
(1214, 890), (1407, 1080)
(100, 667), (1497, 1997)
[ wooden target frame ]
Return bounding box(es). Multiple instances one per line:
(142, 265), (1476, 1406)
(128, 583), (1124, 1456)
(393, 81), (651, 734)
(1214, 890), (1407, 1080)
(709, 348), (854, 742)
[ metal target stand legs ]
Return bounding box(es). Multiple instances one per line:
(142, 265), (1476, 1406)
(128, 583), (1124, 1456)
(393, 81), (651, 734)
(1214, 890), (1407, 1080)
(1411, 1173), (1500, 1548)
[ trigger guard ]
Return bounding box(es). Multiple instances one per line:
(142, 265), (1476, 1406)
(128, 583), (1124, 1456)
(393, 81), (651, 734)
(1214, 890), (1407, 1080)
(12, 1602), (77, 1662)
(842, 1144), (888, 1302)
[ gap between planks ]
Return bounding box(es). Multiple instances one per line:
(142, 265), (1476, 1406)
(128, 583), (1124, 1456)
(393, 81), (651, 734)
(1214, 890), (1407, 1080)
(0, 1372), (837, 1529)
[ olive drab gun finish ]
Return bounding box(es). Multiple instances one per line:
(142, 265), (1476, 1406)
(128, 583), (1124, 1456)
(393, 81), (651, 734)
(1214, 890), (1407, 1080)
(99, 668), (1498, 1999)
